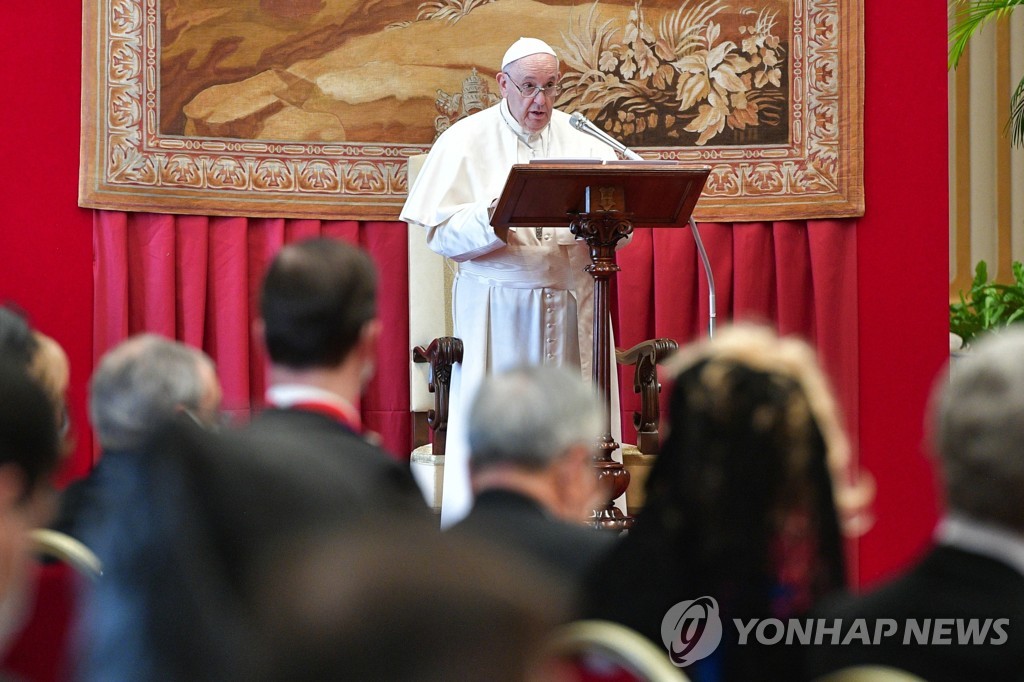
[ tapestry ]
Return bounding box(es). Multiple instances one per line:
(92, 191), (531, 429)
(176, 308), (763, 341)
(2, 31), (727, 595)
(79, 0), (863, 221)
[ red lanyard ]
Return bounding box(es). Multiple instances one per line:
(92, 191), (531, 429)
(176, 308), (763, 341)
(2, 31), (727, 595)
(288, 400), (362, 434)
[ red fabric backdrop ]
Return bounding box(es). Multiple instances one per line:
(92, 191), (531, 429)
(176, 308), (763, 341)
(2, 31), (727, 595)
(93, 212), (414, 454)
(91, 214), (858, 464)
(0, 0), (947, 592)
(614, 221), (858, 451)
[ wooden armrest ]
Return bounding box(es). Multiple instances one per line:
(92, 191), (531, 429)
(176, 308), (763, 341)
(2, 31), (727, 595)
(412, 337), (463, 456)
(615, 338), (678, 454)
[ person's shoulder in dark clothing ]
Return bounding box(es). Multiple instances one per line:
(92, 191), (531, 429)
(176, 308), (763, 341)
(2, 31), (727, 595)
(804, 545), (1024, 682)
(239, 406), (428, 517)
(450, 489), (619, 595)
(50, 449), (148, 548)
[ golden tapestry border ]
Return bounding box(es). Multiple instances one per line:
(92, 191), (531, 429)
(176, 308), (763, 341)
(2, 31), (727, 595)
(79, 0), (863, 222)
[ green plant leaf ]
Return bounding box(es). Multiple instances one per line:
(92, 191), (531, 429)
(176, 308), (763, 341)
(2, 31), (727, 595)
(950, 259), (1024, 345)
(1010, 74), (1024, 146)
(971, 259), (989, 290)
(950, 0), (1024, 146)
(949, 0), (1024, 70)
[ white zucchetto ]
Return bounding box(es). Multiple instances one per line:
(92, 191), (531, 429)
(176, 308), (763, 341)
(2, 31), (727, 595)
(500, 37), (557, 70)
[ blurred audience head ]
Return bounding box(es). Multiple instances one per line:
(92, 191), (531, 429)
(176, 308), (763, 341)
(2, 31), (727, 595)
(0, 359), (62, 649)
(932, 327), (1024, 532)
(0, 305), (71, 448)
(89, 334), (221, 452)
(28, 331), (71, 442)
(0, 305), (37, 369)
(248, 522), (566, 682)
(467, 365), (603, 523)
(0, 360), (61, 513)
(259, 237), (378, 373)
(644, 324), (847, 615)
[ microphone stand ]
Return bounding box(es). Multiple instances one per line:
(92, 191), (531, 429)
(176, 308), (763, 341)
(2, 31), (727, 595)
(570, 113), (644, 160)
(689, 216), (715, 338)
(571, 114), (716, 338)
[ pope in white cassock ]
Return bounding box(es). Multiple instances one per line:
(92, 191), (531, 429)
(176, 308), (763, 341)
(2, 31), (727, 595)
(401, 37), (622, 527)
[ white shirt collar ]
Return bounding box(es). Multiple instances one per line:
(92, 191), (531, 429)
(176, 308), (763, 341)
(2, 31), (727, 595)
(935, 513), (1024, 577)
(266, 384), (354, 413)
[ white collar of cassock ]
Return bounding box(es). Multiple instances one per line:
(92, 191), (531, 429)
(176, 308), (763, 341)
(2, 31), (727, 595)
(935, 512), (1024, 577)
(499, 99), (549, 154)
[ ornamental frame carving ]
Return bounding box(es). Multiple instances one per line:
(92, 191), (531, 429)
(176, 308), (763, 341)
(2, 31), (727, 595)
(80, 0), (862, 221)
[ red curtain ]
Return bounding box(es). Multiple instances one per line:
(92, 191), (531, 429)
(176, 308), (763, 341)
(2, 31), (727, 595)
(615, 220), (858, 447)
(92, 211), (411, 458)
(93, 211), (857, 464)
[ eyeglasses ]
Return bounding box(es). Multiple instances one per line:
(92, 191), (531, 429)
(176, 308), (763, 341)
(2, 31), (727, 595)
(503, 72), (563, 99)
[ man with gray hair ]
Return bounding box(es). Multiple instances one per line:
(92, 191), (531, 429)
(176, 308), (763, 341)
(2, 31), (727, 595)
(450, 365), (618, 603)
(53, 334), (222, 542)
(806, 328), (1024, 681)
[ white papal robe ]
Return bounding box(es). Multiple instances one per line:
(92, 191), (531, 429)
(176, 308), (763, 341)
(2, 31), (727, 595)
(401, 100), (622, 526)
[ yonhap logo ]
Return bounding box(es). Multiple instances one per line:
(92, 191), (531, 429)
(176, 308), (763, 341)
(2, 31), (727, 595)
(660, 596), (724, 667)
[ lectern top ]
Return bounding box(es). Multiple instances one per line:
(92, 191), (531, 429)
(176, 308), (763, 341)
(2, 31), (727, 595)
(490, 161), (711, 229)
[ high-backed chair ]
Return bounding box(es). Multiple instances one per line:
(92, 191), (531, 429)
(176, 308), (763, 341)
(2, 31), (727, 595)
(410, 337), (462, 514)
(545, 619), (690, 682)
(31, 528), (102, 581)
(407, 153), (459, 514)
(813, 666), (928, 682)
(0, 530), (102, 681)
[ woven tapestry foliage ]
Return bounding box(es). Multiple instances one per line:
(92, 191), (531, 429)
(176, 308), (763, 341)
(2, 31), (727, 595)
(80, 0), (863, 221)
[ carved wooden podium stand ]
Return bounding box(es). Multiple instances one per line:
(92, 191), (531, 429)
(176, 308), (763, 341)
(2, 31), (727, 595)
(491, 161), (710, 530)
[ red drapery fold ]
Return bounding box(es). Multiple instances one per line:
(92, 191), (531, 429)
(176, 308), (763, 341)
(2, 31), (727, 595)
(615, 220), (858, 454)
(93, 211), (412, 459)
(93, 211), (857, 467)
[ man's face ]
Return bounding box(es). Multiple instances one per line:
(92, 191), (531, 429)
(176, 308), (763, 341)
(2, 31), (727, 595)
(497, 54), (559, 134)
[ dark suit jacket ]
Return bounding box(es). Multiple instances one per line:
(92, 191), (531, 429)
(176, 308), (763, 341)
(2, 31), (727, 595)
(71, 409), (438, 682)
(804, 545), (1024, 682)
(239, 407), (428, 517)
(52, 447), (143, 548)
(450, 489), (618, 606)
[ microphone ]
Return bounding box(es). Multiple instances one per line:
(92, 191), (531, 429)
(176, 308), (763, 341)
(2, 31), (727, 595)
(569, 112), (644, 160)
(569, 114), (716, 337)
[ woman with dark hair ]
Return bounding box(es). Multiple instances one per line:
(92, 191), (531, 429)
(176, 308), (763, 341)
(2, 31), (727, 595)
(583, 325), (865, 682)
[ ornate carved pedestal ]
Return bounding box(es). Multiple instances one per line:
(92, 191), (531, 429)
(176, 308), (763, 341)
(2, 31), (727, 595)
(489, 161), (711, 531)
(569, 206), (635, 532)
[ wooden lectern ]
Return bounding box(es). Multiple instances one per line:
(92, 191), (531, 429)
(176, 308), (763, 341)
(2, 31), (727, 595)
(492, 161), (711, 530)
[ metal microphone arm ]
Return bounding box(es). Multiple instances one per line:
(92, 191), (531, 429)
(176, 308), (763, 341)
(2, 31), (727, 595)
(568, 113), (716, 337)
(569, 113), (644, 160)
(688, 216), (716, 338)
